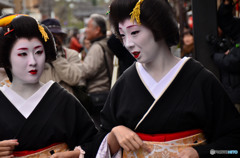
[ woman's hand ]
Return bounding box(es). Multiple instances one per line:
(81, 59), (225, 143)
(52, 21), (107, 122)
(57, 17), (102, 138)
(178, 147), (199, 158)
(0, 139), (19, 158)
(50, 150), (80, 158)
(109, 125), (150, 153)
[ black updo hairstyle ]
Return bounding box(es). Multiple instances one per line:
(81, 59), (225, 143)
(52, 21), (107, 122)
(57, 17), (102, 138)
(109, 0), (179, 47)
(0, 14), (56, 81)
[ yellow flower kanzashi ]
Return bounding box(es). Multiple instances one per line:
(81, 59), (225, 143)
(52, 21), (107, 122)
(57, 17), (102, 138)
(38, 24), (49, 42)
(130, 0), (144, 24)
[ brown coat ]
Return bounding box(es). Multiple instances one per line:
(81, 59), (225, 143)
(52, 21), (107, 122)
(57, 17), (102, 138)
(40, 47), (81, 94)
(78, 38), (114, 93)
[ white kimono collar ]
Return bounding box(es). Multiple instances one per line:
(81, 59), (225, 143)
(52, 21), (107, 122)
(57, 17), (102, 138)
(0, 80), (54, 119)
(136, 57), (189, 99)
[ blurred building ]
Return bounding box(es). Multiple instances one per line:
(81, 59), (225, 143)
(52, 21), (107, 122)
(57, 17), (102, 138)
(13, 0), (39, 14)
(73, 1), (107, 20)
(0, 0), (14, 15)
(0, 0), (42, 20)
(15, 0), (41, 20)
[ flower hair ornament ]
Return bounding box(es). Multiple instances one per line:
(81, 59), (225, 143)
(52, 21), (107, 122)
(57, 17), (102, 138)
(130, 0), (144, 24)
(38, 24), (49, 42)
(0, 14), (49, 42)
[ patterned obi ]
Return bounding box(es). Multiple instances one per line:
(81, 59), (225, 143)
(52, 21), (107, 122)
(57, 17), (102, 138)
(13, 143), (68, 158)
(123, 129), (206, 158)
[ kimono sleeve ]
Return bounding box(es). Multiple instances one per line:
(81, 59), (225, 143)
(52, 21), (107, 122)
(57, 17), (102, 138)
(62, 93), (98, 157)
(193, 70), (240, 157)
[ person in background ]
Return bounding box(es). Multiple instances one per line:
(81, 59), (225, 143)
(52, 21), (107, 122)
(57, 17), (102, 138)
(95, 0), (240, 157)
(78, 14), (114, 129)
(0, 14), (97, 158)
(181, 27), (194, 58)
(80, 36), (91, 61)
(69, 28), (83, 53)
(40, 18), (82, 95)
(212, 0), (240, 112)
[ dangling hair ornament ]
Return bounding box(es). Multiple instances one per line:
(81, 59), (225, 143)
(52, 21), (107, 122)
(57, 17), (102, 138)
(130, 0), (144, 24)
(38, 24), (49, 42)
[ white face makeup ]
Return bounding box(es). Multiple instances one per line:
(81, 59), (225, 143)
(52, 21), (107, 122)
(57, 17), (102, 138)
(10, 38), (46, 84)
(118, 18), (162, 64)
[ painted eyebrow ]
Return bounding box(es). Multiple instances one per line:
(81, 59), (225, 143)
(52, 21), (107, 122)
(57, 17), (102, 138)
(17, 45), (42, 51)
(34, 45), (42, 49)
(119, 25), (138, 30)
(127, 25), (138, 28)
(17, 47), (28, 50)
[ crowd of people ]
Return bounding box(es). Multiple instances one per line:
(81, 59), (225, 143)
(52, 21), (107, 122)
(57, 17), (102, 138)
(0, 0), (239, 158)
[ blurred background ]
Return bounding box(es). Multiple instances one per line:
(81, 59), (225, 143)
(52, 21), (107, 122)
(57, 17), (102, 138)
(0, 0), (225, 32)
(0, 0), (239, 59)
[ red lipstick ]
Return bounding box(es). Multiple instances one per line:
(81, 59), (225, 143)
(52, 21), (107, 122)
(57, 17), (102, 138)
(132, 51), (140, 59)
(29, 70), (37, 75)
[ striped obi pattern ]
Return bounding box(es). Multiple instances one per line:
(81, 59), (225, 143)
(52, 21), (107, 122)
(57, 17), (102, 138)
(123, 129), (206, 158)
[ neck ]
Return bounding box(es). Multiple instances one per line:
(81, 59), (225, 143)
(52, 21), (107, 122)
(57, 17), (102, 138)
(91, 35), (106, 43)
(142, 45), (180, 82)
(10, 81), (43, 99)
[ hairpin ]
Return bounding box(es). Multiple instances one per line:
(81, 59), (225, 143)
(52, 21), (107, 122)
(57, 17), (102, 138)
(4, 29), (14, 36)
(130, 0), (144, 24)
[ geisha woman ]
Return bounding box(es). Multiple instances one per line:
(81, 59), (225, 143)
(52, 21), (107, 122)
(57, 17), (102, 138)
(0, 14), (97, 158)
(95, 0), (240, 157)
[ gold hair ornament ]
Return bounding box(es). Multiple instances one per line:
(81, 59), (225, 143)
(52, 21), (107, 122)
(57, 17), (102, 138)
(0, 14), (27, 27)
(130, 0), (144, 24)
(0, 14), (49, 42)
(38, 24), (49, 42)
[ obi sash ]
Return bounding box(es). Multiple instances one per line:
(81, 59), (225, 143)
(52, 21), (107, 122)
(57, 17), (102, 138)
(123, 129), (206, 158)
(13, 143), (68, 158)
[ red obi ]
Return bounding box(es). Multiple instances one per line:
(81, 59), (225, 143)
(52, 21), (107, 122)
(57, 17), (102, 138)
(137, 129), (203, 142)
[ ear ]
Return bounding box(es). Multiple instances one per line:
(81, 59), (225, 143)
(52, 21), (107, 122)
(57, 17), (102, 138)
(95, 26), (101, 35)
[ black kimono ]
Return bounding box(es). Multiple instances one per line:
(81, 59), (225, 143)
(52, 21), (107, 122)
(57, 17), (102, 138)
(100, 58), (240, 157)
(0, 82), (97, 158)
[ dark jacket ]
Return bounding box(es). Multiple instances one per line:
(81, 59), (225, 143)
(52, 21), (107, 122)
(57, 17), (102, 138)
(214, 2), (240, 103)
